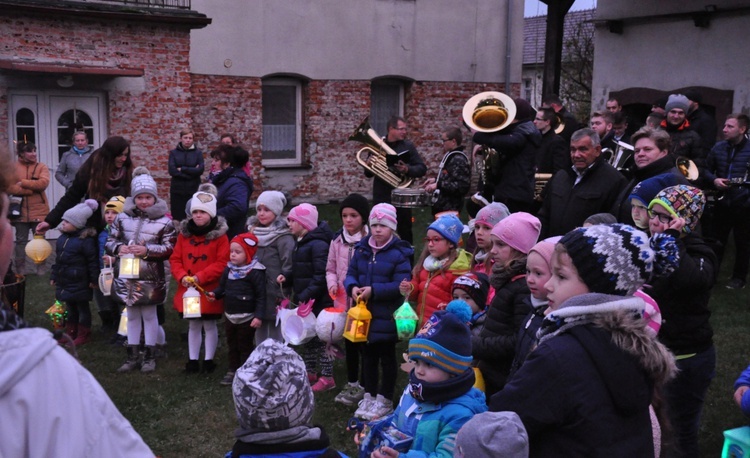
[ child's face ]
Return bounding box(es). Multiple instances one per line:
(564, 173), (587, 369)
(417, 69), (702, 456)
(192, 209), (211, 227)
(489, 235), (520, 265)
(370, 223), (393, 247)
(229, 242), (247, 266)
(413, 359), (451, 383)
(341, 208), (364, 235)
(256, 205), (276, 227)
(104, 209), (118, 226)
(424, 229), (451, 258)
(134, 194), (156, 211)
(526, 251), (552, 300)
(630, 199), (649, 230)
(648, 203), (673, 235)
(474, 223), (493, 251)
(59, 220), (76, 233)
(453, 289), (480, 314)
(544, 251), (590, 312)
(287, 218), (305, 237)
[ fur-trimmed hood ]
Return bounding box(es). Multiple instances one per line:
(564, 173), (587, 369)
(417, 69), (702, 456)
(122, 196), (169, 219)
(73, 227), (98, 239)
(177, 216), (228, 240)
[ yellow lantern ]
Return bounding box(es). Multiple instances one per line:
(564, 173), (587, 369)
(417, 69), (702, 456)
(182, 286), (202, 319)
(25, 235), (52, 264)
(117, 307), (128, 336)
(118, 252), (140, 279)
(343, 299), (372, 343)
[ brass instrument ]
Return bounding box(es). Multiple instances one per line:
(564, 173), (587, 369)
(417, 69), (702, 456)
(554, 113), (565, 135)
(676, 156), (699, 180)
(462, 91), (517, 133)
(349, 117), (412, 189)
(534, 173), (552, 201)
(602, 140), (634, 172)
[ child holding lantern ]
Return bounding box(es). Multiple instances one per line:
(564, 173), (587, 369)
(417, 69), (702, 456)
(170, 187), (229, 374)
(344, 203), (413, 420)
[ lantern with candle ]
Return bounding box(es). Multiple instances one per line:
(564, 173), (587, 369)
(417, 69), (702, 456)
(118, 243), (140, 279)
(393, 300), (419, 341)
(98, 257), (114, 296)
(343, 298), (372, 343)
(25, 235), (52, 265)
(182, 285), (202, 319)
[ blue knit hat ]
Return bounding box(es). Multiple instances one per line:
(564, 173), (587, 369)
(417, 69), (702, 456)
(428, 214), (464, 246)
(408, 300), (473, 375)
(628, 173), (682, 207)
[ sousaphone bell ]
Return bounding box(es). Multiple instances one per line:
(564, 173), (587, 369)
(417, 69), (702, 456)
(462, 91), (517, 133)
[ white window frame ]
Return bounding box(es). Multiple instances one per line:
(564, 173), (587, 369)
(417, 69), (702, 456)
(262, 78), (302, 167)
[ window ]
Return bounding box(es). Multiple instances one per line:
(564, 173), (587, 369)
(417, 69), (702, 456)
(523, 78), (532, 102)
(15, 108), (37, 148)
(57, 109), (94, 161)
(262, 78), (302, 166)
(370, 79), (404, 136)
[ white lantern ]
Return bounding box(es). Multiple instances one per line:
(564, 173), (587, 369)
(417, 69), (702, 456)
(118, 252), (140, 279)
(117, 308), (128, 336)
(183, 286), (202, 319)
(98, 258), (114, 296)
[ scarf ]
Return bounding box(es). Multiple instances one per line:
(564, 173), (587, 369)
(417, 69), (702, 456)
(248, 217), (292, 247)
(187, 217), (218, 236)
(473, 249), (489, 263)
(107, 166), (126, 192)
(423, 254), (450, 272)
(342, 226), (368, 245)
(72, 146), (88, 155)
(228, 259), (259, 280)
(368, 234), (393, 253)
(408, 366), (475, 404)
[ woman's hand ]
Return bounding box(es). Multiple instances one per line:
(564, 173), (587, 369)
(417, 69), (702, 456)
(35, 221), (50, 235)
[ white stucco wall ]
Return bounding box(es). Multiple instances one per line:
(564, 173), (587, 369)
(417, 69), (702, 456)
(592, 0), (750, 112)
(189, 0), (524, 83)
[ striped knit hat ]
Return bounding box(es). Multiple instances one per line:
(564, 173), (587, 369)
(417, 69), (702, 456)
(369, 203), (398, 231)
(408, 300), (473, 376)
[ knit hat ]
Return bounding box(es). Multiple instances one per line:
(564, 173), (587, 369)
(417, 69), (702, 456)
(61, 199), (98, 229)
(104, 195), (125, 214)
(189, 191), (218, 218)
(287, 203), (318, 231)
(369, 203), (398, 231)
(340, 193), (370, 221)
(665, 94), (689, 113)
(514, 97), (536, 123)
(232, 339), (314, 433)
(583, 212), (617, 226)
(559, 223), (680, 296)
(230, 232), (259, 262)
(683, 88), (702, 104)
(529, 236), (562, 270)
(256, 190), (287, 217)
(474, 202), (511, 229)
(649, 185), (705, 235)
(634, 289), (662, 338)
(490, 212), (541, 254)
(408, 300), (473, 376)
(427, 214), (464, 246)
(455, 411), (529, 458)
(629, 173), (683, 207)
(130, 166), (158, 198)
(452, 272), (490, 309)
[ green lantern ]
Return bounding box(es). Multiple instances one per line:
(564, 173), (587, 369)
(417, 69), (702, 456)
(393, 300), (419, 341)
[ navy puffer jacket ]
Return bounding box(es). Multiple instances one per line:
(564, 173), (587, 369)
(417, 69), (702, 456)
(212, 167), (253, 239)
(705, 137), (750, 208)
(344, 235), (413, 343)
(51, 227), (99, 302)
(282, 222), (334, 315)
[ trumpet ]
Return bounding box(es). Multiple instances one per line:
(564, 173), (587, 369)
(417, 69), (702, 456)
(349, 118), (412, 189)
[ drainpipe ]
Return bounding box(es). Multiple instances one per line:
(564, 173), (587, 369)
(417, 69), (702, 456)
(505, 0), (513, 94)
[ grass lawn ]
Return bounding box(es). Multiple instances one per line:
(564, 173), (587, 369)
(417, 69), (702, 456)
(13, 203), (750, 457)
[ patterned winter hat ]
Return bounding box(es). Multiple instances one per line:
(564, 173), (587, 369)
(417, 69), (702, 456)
(230, 232), (259, 263)
(408, 300), (473, 375)
(428, 214), (464, 246)
(490, 212), (541, 255)
(130, 166), (158, 199)
(61, 199), (98, 229)
(287, 203), (318, 231)
(559, 223), (680, 296)
(369, 203), (398, 231)
(649, 185), (705, 235)
(104, 195), (125, 214)
(190, 191), (218, 218)
(232, 339), (314, 433)
(256, 190), (287, 217)
(629, 173), (683, 207)
(634, 289), (662, 338)
(452, 272), (490, 309)
(474, 202), (511, 229)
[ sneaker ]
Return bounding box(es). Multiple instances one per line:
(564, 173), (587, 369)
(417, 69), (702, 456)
(366, 394), (394, 420)
(335, 383), (365, 406)
(354, 393), (375, 419)
(220, 371), (235, 386)
(311, 376), (336, 393)
(726, 278), (746, 290)
(307, 372), (318, 385)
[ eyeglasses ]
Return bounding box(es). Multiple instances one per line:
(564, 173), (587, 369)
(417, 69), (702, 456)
(647, 209), (672, 224)
(441, 138), (452, 143)
(423, 236), (446, 244)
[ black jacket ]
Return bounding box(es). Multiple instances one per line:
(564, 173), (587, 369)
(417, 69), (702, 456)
(368, 139), (426, 204)
(282, 222), (334, 315)
(688, 107), (718, 157)
(168, 143), (204, 194)
(535, 129), (569, 174)
(538, 158), (627, 238)
(214, 267), (268, 318)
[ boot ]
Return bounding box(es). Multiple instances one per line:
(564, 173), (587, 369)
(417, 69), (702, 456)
(140, 346), (156, 373)
(98, 310), (115, 332)
(117, 345), (140, 373)
(202, 359), (217, 374)
(65, 322), (78, 340)
(184, 360), (200, 374)
(72, 325), (91, 346)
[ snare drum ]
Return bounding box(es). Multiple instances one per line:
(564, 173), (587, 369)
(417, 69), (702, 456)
(391, 188), (430, 208)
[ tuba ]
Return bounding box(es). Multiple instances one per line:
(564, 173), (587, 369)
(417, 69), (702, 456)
(676, 156), (699, 180)
(602, 140), (634, 172)
(349, 117), (412, 189)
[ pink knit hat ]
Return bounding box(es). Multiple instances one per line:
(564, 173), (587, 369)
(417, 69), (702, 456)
(287, 203), (318, 231)
(490, 212), (541, 255)
(369, 203), (398, 231)
(474, 203), (511, 229)
(634, 289), (662, 338)
(528, 236), (562, 270)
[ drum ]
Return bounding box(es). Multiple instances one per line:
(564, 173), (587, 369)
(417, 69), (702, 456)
(391, 188), (430, 208)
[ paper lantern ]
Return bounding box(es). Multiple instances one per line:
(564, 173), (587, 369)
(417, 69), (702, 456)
(281, 299), (317, 346)
(182, 286), (202, 319)
(25, 235), (52, 264)
(98, 258), (114, 296)
(118, 252), (140, 279)
(393, 301), (419, 341)
(45, 300), (67, 329)
(316, 307), (347, 343)
(117, 308), (128, 336)
(343, 299), (371, 343)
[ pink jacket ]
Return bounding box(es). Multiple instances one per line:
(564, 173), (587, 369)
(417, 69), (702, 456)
(325, 228), (367, 309)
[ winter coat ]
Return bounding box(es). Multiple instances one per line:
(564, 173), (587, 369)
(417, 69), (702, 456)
(509, 300), (547, 378)
(369, 138), (427, 204)
(407, 249), (472, 326)
(490, 294), (677, 458)
(473, 120), (542, 207)
(705, 136), (750, 208)
(214, 264), (267, 319)
(473, 260), (531, 396)
(648, 232), (716, 355)
(432, 148), (471, 215)
(51, 227), (99, 302)
(106, 198), (175, 307)
(248, 215), (295, 322)
(535, 129), (569, 174)
(168, 143), (205, 195)
(225, 427), (345, 458)
(326, 227), (368, 309)
(538, 157), (627, 238)
(344, 235), (413, 343)
(0, 326), (154, 457)
(212, 166), (253, 239)
(55, 146), (93, 189)
(282, 222), (334, 315)
(170, 217), (230, 315)
(688, 107), (718, 156)
(664, 120), (705, 169)
(367, 385), (487, 458)
(8, 159), (49, 223)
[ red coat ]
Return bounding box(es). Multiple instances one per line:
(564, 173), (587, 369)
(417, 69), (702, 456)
(170, 218), (230, 315)
(408, 249), (472, 326)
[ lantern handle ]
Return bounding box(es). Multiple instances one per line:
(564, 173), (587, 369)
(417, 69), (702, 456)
(402, 283), (414, 298)
(186, 277), (208, 296)
(103, 256), (112, 270)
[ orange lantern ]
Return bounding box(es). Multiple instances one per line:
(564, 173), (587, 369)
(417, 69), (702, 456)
(343, 299), (372, 343)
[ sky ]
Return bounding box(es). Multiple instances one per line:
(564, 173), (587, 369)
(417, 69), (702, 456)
(524, 0), (597, 17)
